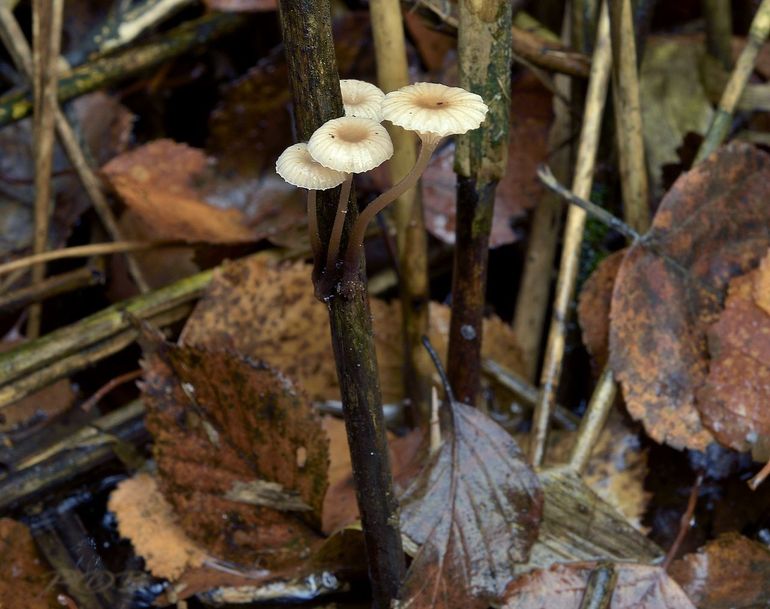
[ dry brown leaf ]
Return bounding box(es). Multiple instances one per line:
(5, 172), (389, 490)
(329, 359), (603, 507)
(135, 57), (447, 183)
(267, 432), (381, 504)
(396, 402), (543, 609)
(0, 518), (59, 609)
(697, 264), (770, 461)
(609, 142), (770, 451)
(669, 532), (770, 609)
(109, 473), (207, 580)
(578, 250), (626, 372)
(110, 473), (346, 603)
(502, 562), (696, 609)
(102, 140), (255, 244)
(141, 337), (328, 567)
(181, 256), (525, 404)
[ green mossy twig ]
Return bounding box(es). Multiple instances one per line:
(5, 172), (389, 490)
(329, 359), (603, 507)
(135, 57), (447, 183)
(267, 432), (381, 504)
(447, 0), (513, 405)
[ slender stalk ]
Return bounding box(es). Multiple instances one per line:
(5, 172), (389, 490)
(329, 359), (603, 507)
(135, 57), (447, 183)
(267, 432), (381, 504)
(28, 0), (64, 338)
(370, 0), (432, 424)
(694, 0), (770, 164)
(609, 0), (650, 233)
(343, 137), (438, 277)
(512, 27), (571, 381)
(325, 174), (353, 273)
(307, 190), (321, 259)
(0, 12), (245, 129)
(568, 365), (617, 473)
(278, 2), (405, 607)
(530, 1), (612, 467)
(0, 6), (151, 293)
(0, 241), (166, 276)
(0, 262), (103, 315)
(447, 0), (512, 405)
(702, 0), (733, 70)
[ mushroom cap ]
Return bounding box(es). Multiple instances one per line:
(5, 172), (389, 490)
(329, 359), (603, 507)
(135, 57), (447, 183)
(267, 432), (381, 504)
(308, 116), (394, 174)
(382, 82), (488, 137)
(340, 79), (385, 121)
(275, 143), (346, 190)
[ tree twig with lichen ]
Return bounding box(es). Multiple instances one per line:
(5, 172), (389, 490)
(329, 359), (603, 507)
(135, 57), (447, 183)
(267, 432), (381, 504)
(447, 0), (513, 405)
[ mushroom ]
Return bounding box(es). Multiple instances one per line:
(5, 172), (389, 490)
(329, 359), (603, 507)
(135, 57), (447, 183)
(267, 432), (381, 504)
(307, 116), (393, 274)
(342, 82), (488, 276)
(275, 143), (346, 258)
(340, 79), (386, 121)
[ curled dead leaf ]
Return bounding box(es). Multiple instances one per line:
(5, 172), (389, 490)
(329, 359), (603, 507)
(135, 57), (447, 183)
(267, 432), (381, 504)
(397, 402), (543, 609)
(610, 142), (770, 451)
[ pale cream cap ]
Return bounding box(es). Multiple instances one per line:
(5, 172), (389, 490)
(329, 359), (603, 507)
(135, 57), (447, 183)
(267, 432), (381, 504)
(382, 82), (488, 138)
(341, 79), (385, 121)
(275, 143), (346, 190)
(307, 116), (393, 174)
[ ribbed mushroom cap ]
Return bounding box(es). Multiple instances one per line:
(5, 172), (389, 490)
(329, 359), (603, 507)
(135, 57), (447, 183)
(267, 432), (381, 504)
(382, 82), (488, 137)
(341, 79), (385, 121)
(307, 116), (393, 174)
(276, 143), (346, 190)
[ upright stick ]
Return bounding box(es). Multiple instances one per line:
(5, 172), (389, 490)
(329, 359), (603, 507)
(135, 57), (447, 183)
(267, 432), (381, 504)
(609, 0), (650, 233)
(28, 0), (64, 337)
(278, 2), (405, 606)
(447, 0), (513, 405)
(694, 0), (770, 163)
(369, 0), (432, 422)
(530, 1), (612, 467)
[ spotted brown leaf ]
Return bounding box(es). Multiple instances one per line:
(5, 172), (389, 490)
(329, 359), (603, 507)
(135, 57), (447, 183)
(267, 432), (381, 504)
(141, 337), (328, 567)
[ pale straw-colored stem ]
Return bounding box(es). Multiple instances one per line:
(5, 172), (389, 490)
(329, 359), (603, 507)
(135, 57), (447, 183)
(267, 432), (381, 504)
(343, 136), (440, 275)
(325, 173), (353, 273)
(529, 1), (612, 467)
(306, 190), (321, 258)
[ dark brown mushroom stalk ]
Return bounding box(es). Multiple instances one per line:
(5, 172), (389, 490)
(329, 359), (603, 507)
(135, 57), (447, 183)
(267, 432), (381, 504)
(341, 83), (488, 284)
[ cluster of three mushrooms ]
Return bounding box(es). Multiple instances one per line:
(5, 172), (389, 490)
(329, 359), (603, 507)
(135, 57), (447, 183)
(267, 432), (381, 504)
(276, 80), (488, 283)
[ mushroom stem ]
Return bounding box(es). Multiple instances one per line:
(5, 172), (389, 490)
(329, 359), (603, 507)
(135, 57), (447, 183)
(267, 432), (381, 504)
(342, 135), (441, 277)
(306, 190), (321, 258)
(324, 173), (353, 274)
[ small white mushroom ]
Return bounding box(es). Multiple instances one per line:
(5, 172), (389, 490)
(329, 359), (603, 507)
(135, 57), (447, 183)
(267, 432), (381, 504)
(340, 79), (386, 122)
(275, 143), (345, 258)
